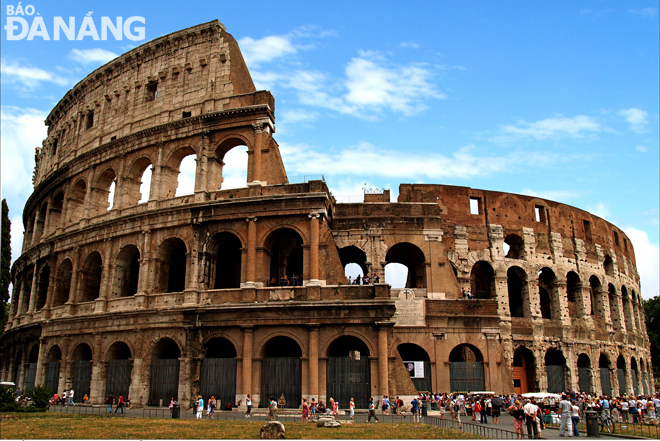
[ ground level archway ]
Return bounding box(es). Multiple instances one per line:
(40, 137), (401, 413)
(397, 343), (431, 393)
(201, 337), (237, 409)
(260, 336), (302, 408)
(326, 336), (371, 409)
(449, 344), (484, 393)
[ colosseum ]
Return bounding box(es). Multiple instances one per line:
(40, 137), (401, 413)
(1, 20), (653, 410)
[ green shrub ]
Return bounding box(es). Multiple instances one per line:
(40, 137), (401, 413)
(27, 385), (52, 409)
(0, 385), (15, 405)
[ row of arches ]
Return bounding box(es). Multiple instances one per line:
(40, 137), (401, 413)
(23, 141), (249, 252)
(512, 347), (653, 397)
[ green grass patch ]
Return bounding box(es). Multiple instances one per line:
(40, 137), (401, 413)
(0, 413), (482, 439)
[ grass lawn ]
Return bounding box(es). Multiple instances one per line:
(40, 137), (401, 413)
(0, 413), (482, 439)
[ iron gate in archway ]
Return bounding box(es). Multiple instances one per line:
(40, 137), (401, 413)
(44, 361), (60, 394)
(72, 360), (92, 401)
(106, 359), (132, 399)
(327, 356), (371, 409)
(578, 367), (590, 393)
(260, 357), (301, 408)
(200, 358), (236, 409)
(25, 363), (37, 391)
(149, 359), (180, 405)
(600, 368), (612, 396)
(546, 365), (565, 393)
(449, 362), (485, 392)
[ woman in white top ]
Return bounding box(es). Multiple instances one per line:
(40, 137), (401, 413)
(571, 401), (581, 437)
(621, 399), (629, 423)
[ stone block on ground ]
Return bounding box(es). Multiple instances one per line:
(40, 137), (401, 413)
(260, 421), (285, 439)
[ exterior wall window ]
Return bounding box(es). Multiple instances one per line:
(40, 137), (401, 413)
(146, 82), (158, 101)
(86, 111), (94, 129)
(470, 197), (480, 215)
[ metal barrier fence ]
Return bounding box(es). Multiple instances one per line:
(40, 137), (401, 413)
(545, 419), (660, 439)
(422, 414), (540, 439)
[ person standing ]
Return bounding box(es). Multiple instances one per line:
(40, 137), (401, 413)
(571, 400), (581, 437)
(105, 393), (114, 413)
(523, 399), (539, 439)
(196, 395), (204, 419)
(349, 398), (355, 420)
(310, 398), (316, 420)
(510, 400), (525, 440)
(382, 395), (390, 415)
(331, 398), (339, 419)
(480, 398), (488, 424)
(302, 398), (309, 423)
(559, 394), (573, 436)
(245, 394), (252, 418)
(411, 396), (420, 423)
(367, 397), (380, 423)
(451, 398), (462, 429)
(62, 390), (68, 407)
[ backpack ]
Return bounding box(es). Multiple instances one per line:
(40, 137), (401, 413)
(454, 403), (460, 412)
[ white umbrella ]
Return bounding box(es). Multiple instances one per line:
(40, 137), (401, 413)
(520, 392), (561, 399)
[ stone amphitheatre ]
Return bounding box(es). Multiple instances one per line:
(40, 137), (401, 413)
(1, 20), (652, 410)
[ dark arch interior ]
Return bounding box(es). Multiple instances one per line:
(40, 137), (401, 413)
(507, 267), (526, 317)
(504, 234), (524, 259)
(617, 356), (625, 369)
(153, 338), (181, 359)
(566, 271), (580, 303)
(28, 345), (40, 363)
(538, 268), (556, 319)
(205, 337), (237, 358)
(210, 233), (242, 289)
(263, 336), (302, 357)
(338, 246), (368, 275)
(80, 252), (103, 302)
(53, 259), (73, 307)
(328, 336), (370, 357)
(397, 343), (430, 361)
(266, 229), (303, 283)
(72, 344), (93, 361)
(599, 354), (610, 369)
(36, 264), (50, 310)
(386, 242), (426, 288)
(116, 245), (140, 297)
(545, 349), (565, 366)
(577, 354), (591, 368)
(470, 261), (495, 299)
(449, 344), (483, 362)
(603, 255), (614, 276)
(107, 342), (132, 360)
(158, 238), (187, 293)
(47, 346), (62, 362)
(513, 347), (535, 367)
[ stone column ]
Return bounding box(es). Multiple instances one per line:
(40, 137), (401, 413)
(377, 324), (389, 398)
(96, 240), (112, 312)
(526, 279), (540, 319)
(128, 358), (143, 406)
(494, 275), (511, 318)
(251, 123), (263, 183)
(244, 217), (257, 287)
(239, 326), (254, 407)
(308, 213), (321, 286)
(307, 324), (319, 402)
(26, 266), (40, 316)
(82, 169), (95, 220)
(149, 143), (164, 203)
(34, 339), (47, 388)
(137, 230), (151, 299)
(178, 357), (192, 409)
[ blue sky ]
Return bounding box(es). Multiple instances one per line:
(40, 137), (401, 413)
(1, 1), (658, 298)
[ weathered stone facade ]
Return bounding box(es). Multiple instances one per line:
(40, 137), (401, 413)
(1, 20), (652, 409)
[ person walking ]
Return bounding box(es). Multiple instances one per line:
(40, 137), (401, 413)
(62, 390), (68, 407)
(559, 394), (573, 436)
(349, 398), (355, 420)
(310, 398), (316, 420)
(451, 398), (462, 429)
(105, 393), (114, 413)
(245, 394), (252, 418)
(411, 396), (420, 423)
(367, 397), (380, 423)
(67, 388), (75, 406)
(196, 396), (204, 419)
(571, 400), (581, 437)
(115, 394), (125, 414)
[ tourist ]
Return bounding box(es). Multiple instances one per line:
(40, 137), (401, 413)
(169, 398), (176, 416)
(331, 397), (339, 419)
(349, 398), (355, 420)
(509, 400), (525, 440)
(196, 395), (204, 419)
(302, 398), (309, 423)
(451, 397), (462, 429)
(411, 396), (420, 423)
(245, 394), (252, 418)
(310, 398), (316, 420)
(105, 393), (114, 413)
(558, 394), (573, 436)
(621, 398), (629, 422)
(571, 400), (581, 437)
(115, 394), (125, 414)
(382, 395), (389, 415)
(82, 394), (89, 404)
(480, 397), (488, 424)
(209, 396), (216, 419)
(50, 392), (59, 405)
(523, 399), (539, 439)
(62, 390), (68, 407)
(67, 388), (75, 406)
(367, 397), (380, 423)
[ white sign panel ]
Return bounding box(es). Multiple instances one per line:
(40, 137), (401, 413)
(404, 361), (425, 379)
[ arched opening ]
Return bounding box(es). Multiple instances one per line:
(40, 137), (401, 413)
(260, 336), (302, 408)
(124, 157), (153, 206)
(53, 259), (72, 307)
(344, 263), (364, 284)
(19, 266), (34, 315)
(616, 355), (627, 395)
(577, 354), (592, 393)
(385, 242), (426, 288)
(384, 263), (408, 288)
(105, 342), (133, 401)
(265, 229), (303, 285)
(12, 351), (22, 386)
(640, 358), (648, 395)
(161, 147), (196, 198)
(25, 345), (40, 391)
(35, 264), (50, 311)
(470, 261), (495, 299)
(566, 271), (580, 317)
(608, 284), (620, 328)
(538, 268), (557, 319)
(326, 336), (371, 409)
(156, 238), (187, 293)
(33, 203), (48, 242)
(630, 357), (639, 395)
(545, 349), (566, 393)
(589, 275), (601, 317)
(621, 286), (635, 333)
(67, 179), (86, 225)
(92, 169), (117, 216)
(214, 138), (249, 189)
(79, 252), (103, 302)
(203, 232), (242, 289)
(397, 343), (432, 393)
(338, 246), (368, 283)
(603, 255), (614, 277)
(599, 354), (612, 396)
(449, 344), (485, 392)
(513, 347), (536, 395)
(71, 343), (93, 402)
(201, 338), (237, 409)
(149, 338), (181, 406)
(112, 245), (140, 297)
(49, 192), (64, 231)
(44, 346), (62, 395)
(504, 234), (524, 259)
(507, 266), (528, 318)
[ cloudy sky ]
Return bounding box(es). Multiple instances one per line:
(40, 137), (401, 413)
(1, 1), (658, 298)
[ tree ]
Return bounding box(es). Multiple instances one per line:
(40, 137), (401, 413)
(0, 199), (10, 331)
(644, 295), (660, 373)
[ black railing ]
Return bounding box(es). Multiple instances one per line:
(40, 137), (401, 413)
(422, 414), (540, 439)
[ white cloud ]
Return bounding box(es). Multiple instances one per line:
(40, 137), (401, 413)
(629, 8), (658, 17)
(69, 48), (119, 66)
(587, 202), (611, 219)
(400, 41), (420, 49)
(220, 148), (248, 189)
(500, 115), (600, 140)
(1, 106), (47, 202)
(520, 189), (581, 201)
(618, 108), (648, 132)
(636, 145), (648, 152)
(238, 35), (298, 68)
(174, 155), (196, 197)
(624, 227), (659, 300)
(1, 58), (71, 88)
